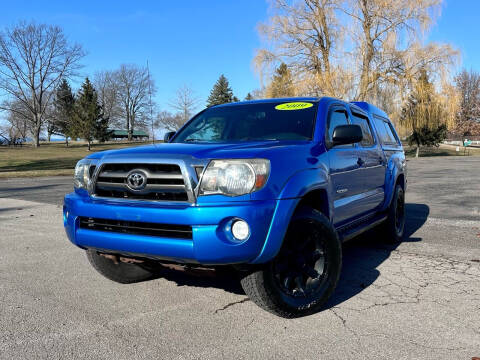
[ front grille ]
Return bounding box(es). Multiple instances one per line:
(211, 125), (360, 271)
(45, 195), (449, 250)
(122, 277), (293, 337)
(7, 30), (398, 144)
(93, 163), (189, 202)
(79, 217), (193, 239)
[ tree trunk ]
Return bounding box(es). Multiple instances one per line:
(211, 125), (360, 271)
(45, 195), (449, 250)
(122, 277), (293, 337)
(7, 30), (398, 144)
(126, 110), (132, 142)
(87, 140), (91, 151)
(415, 145), (420, 158)
(357, 0), (374, 101)
(65, 137), (69, 147)
(127, 119), (132, 142)
(33, 124), (41, 148)
(128, 114), (134, 142)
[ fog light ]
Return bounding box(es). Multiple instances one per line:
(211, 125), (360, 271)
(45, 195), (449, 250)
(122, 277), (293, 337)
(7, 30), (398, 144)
(231, 220), (250, 241)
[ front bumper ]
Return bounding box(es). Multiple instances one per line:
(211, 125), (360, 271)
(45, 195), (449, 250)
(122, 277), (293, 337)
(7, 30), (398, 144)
(64, 193), (296, 265)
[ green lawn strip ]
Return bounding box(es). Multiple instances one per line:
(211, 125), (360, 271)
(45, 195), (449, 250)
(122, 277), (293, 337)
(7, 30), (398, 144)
(0, 169), (74, 178)
(0, 141), (150, 178)
(404, 144), (480, 157)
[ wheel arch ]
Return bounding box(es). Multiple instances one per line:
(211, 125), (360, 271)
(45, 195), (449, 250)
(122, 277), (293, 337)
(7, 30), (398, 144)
(251, 171), (330, 264)
(396, 173), (405, 190)
(382, 156), (406, 211)
(294, 188), (330, 221)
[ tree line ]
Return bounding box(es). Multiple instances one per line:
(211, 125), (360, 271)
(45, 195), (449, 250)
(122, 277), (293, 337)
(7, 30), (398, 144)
(253, 0), (480, 156)
(0, 22), (244, 148)
(1, 3), (480, 153)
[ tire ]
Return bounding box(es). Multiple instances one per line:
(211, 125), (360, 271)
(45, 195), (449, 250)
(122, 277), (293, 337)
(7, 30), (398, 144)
(86, 249), (158, 284)
(240, 207), (342, 318)
(381, 184), (406, 243)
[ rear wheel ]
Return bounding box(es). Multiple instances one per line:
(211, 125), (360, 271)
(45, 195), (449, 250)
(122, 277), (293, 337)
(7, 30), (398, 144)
(381, 184), (405, 243)
(240, 207), (342, 318)
(86, 250), (158, 284)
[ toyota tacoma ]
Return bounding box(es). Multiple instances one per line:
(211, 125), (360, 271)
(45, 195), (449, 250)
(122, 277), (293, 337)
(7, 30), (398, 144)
(64, 97), (406, 318)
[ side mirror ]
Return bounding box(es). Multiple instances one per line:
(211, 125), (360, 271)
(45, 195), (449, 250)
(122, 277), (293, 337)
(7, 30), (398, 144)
(164, 131), (176, 143)
(332, 124), (363, 146)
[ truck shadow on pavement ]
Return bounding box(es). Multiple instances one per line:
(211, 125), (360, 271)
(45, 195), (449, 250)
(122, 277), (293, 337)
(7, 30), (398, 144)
(155, 203), (430, 301)
(325, 202), (429, 309)
(156, 264), (245, 295)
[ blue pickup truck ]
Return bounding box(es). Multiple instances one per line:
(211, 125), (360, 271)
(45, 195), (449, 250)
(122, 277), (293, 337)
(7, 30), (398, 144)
(64, 97), (406, 317)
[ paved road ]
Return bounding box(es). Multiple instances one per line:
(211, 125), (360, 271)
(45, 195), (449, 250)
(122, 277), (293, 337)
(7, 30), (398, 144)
(0, 156), (479, 359)
(0, 176), (71, 205)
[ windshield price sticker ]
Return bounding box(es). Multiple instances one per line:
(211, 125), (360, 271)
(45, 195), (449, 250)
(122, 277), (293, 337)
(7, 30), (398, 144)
(275, 102), (313, 110)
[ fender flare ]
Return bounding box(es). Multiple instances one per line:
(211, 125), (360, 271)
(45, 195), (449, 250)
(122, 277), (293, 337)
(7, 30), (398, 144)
(381, 155), (406, 211)
(278, 167), (329, 199)
(251, 168), (329, 264)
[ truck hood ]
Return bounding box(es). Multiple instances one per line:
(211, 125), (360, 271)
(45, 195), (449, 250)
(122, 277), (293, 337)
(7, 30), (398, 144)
(88, 140), (313, 161)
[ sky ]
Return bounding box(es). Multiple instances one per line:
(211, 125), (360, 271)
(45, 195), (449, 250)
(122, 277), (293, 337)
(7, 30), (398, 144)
(1, 0), (479, 115)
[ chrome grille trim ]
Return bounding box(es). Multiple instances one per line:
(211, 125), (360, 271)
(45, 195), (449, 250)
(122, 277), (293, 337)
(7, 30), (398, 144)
(88, 157), (205, 204)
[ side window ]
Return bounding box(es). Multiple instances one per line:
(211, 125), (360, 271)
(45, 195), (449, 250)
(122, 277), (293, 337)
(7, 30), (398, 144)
(373, 117), (397, 145)
(385, 122), (400, 144)
(351, 113), (374, 147)
(327, 109), (349, 143)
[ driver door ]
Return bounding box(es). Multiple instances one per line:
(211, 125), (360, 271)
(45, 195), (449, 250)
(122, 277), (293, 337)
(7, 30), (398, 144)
(326, 106), (363, 226)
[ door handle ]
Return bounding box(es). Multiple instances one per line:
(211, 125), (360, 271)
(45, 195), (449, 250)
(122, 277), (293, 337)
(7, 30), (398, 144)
(357, 158), (365, 166)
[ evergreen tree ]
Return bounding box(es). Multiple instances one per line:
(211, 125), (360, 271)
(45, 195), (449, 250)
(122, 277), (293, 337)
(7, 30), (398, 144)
(266, 63), (295, 98)
(245, 92), (253, 101)
(95, 116), (112, 143)
(72, 78), (104, 151)
(53, 79), (75, 146)
(400, 70), (447, 157)
(206, 74), (235, 107)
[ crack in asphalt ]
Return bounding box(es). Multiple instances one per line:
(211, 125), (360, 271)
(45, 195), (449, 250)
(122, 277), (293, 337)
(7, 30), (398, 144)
(329, 250), (480, 352)
(214, 297), (250, 314)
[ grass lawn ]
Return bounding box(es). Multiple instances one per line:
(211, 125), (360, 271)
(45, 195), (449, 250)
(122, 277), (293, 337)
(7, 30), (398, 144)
(404, 143), (480, 158)
(0, 141), (150, 178)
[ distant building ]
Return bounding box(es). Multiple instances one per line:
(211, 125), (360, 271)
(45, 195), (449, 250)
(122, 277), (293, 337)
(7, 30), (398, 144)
(109, 130), (149, 140)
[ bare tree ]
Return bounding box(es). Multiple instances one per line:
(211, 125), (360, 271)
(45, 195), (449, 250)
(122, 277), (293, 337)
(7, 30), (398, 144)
(344, 0), (457, 100)
(255, 0), (342, 97)
(0, 101), (29, 146)
(4, 98), (30, 141)
(0, 22), (84, 147)
(0, 125), (9, 145)
(169, 85), (199, 124)
(255, 0), (458, 101)
(249, 88), (267, 100)
(156, 110), (185, 132)
(113, 64), (154, 141)
(454, 69), (480, 135)
(44, 97), (58, 142)
(94, 70), (121, 127)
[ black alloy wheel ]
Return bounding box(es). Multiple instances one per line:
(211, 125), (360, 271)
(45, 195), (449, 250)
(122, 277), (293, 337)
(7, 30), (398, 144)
(240, 207), (342, 318)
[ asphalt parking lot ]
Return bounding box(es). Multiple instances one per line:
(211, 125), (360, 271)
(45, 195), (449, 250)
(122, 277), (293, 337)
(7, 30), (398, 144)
(1, 156), (479, 359)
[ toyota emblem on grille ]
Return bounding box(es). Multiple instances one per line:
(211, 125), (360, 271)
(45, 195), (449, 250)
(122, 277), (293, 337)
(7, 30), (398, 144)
(126, 170), (147, 191)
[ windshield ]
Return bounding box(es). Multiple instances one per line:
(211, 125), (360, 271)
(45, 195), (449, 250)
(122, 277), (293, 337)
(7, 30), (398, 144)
(172, 101), (318, 143)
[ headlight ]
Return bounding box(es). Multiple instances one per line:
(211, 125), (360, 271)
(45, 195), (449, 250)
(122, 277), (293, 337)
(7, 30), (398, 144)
(199, 159), (270, 197)
(74, 159), (95, 189)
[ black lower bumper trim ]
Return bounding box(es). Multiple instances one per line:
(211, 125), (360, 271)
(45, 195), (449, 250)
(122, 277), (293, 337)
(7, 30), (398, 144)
(79, 217), (193, 240)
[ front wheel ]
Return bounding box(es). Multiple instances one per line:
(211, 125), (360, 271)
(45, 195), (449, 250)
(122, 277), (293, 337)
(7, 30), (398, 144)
(240, 207), (342, 318)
